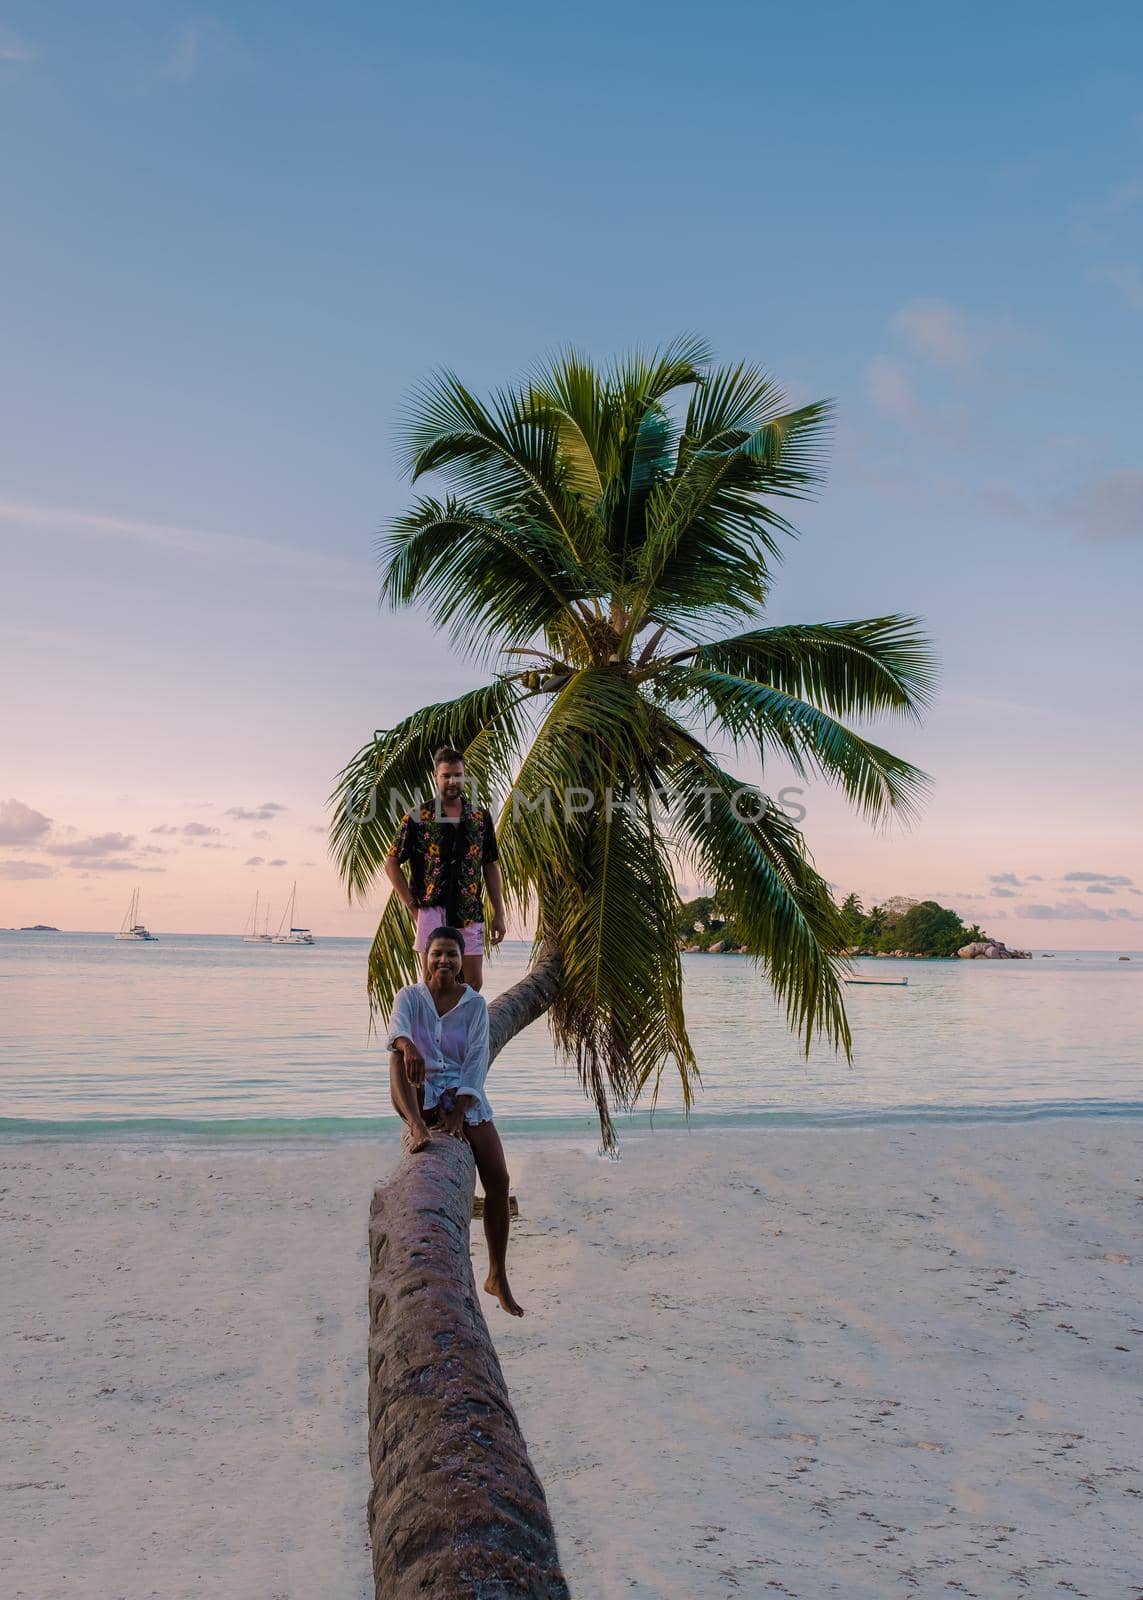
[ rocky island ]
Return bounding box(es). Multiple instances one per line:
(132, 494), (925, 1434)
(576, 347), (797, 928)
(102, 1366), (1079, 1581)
(955, 939), (1031, 960)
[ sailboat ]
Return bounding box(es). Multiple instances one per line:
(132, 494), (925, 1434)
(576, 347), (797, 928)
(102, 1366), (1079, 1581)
(272, 881), (315, 945)
(115, 887), (157, 941)
(243, 891), (273, 943)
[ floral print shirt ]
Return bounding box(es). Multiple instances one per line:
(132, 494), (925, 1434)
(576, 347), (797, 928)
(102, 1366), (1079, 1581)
(388, 796), (499, 928)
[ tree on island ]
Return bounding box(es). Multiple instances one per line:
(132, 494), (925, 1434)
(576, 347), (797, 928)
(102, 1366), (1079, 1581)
(331, 339), (936, 1146)
(830, 892), (987, 956)
(676, 891), (985, 957)
(838, 891), (865, 946)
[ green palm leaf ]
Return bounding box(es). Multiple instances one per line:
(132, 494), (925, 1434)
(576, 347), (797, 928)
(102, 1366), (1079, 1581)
(381, 496), (601, 661)
(365, 892), (419, 1025)
(667, 750), (852, 1055)
(658, 665), (930, 822)
(329, 679), (528, 902)
(666, 617), (938, 719)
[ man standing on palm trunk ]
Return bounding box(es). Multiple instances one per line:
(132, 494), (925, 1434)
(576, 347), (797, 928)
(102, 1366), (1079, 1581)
(384, 747), (507, 990)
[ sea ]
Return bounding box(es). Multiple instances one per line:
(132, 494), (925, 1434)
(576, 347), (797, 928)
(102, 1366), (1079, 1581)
(1, 932), (1140, 1142)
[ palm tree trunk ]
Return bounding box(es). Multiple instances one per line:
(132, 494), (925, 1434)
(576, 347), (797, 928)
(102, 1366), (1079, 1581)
(487, 938), (562, 1062)
(488, 938), (617, 1149)
(368, 1133), (571, 1597)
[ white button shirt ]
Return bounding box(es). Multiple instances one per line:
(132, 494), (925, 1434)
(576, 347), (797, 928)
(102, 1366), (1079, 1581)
(385, 982), (493, 1125)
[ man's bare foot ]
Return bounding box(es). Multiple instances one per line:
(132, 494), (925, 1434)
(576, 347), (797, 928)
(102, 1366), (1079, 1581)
(405, 1121), (433, 1154)
(484, 1270), (524, 1317)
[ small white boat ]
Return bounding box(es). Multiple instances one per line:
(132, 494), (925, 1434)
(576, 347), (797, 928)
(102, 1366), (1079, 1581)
(845, 976), (907, 987)
(243, 891), (273, 943)
(115, 888), (157, 941)
(272, 881), (315, 945)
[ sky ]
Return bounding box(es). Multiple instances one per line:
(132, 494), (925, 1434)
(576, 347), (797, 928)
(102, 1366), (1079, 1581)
(1, 1), (1141, 946)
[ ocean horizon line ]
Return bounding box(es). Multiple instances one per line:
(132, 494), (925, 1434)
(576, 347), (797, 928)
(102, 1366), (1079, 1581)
(4, 930), (1141, 957)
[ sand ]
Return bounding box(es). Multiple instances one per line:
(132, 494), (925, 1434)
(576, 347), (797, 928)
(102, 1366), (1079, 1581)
(4, 1119), (1141, 1599)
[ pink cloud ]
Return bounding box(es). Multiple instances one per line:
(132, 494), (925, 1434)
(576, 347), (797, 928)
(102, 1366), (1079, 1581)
(0, 860), (54, 880)
(44, 832), (136, 858)
(0, 799), (52, 845)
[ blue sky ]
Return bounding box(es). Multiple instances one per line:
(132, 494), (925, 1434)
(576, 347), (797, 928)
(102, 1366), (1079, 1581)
(1, 1), (1141, 940)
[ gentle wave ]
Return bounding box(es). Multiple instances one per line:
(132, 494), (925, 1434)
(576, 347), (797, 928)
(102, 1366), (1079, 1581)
(3, 1098), (1142, 1145)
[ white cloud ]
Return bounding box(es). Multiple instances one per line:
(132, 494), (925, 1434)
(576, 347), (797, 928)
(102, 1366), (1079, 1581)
(160, 16), (248, 85)
(151, 824), (179, 835)
(865, 356), (914, 418)
(1101, 177), (1143, 214)
(245, 856), (265, 867)
(226, 802), (287, 821)
(990, 886), (1017, 898)
(0, 860), (54, 880)
(1095, 263), (1143, 312)
(892, 298), (979, 373)
(0, 799), (52, 845)
(182, 822), (220, 837)
(163, 21), (205, 82)
(1054, 471), (1143, 540)
(0, 502), (364, 593)
(0, 28), (35, 63)
(267, 858), (288, 867)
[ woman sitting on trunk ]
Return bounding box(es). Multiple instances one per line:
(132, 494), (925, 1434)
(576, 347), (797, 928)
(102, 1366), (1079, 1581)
(386, 924), (522, 1317)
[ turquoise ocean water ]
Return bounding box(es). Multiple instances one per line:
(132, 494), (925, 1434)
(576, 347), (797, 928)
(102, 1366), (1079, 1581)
(1, 933), (1140, 1140)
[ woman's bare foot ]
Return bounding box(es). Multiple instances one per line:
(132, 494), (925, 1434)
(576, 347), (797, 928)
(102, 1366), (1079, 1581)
(404, 1120), (433, 1154)
(484, 1270), (524, 1317)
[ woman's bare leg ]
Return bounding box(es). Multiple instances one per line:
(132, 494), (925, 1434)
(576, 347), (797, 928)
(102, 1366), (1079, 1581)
(464, 1120), (523, 1316)
(388, 1050), (432, 1152)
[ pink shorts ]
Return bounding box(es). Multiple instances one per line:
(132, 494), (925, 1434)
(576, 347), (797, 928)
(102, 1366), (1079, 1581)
(414, 907), (484, 956)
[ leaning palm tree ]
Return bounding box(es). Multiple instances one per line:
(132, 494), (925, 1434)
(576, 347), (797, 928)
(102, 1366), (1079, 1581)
(331, 338), (935, 1147)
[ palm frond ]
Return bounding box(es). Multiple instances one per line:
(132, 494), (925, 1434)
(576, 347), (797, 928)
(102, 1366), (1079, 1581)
(365, 892), (419, 1024)
(494, 667), (662, 915)
(666, 749), (852, 1056)
(665, 617), (938, 720)
(624, 386), (833, 639)
(659, 665), (931, 823)
(329, 678), (528, 901)
(606, 335), (713, 409)
(546, 794), (696, 1147)
(397, 370), (594, 566)
(525, 348), (608, 503)
(380, 495), (600, 661)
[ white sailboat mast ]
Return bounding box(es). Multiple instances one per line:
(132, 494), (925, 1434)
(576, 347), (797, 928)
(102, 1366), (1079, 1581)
(277, 882), (296, 938)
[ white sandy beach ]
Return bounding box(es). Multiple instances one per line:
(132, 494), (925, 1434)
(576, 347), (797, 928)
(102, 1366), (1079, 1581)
(4, 1120), (1141, 1599)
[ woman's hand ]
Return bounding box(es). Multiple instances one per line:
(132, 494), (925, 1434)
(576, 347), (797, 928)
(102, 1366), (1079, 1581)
(439, 1099), (467, 1138)
(399, 1040), (425, 1086)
